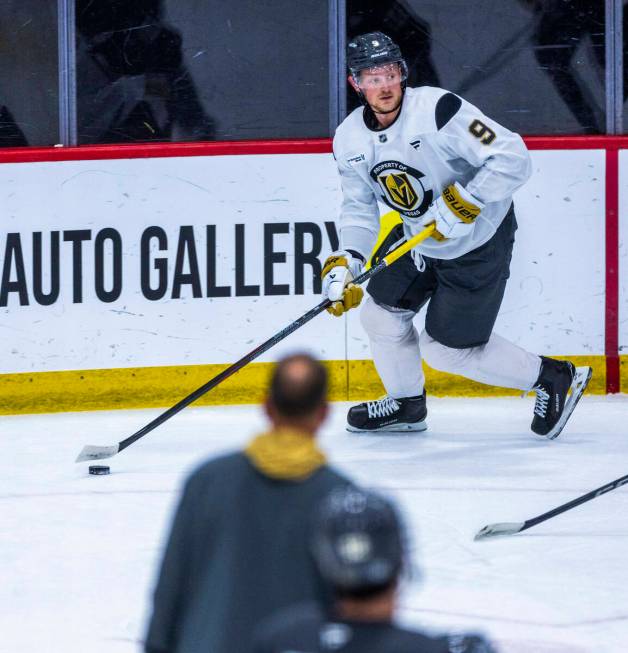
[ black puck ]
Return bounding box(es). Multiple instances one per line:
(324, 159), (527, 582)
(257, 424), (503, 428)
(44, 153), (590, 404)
(89, 465), (110, 475)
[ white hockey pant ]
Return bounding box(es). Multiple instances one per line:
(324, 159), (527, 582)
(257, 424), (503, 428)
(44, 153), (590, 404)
(360, 297), (425, 398)
(361, 298), (541, 398)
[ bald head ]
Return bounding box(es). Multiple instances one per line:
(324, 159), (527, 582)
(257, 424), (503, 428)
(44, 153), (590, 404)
(269, 354), (328, 419)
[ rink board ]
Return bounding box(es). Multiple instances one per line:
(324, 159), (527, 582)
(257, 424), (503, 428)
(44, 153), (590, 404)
(0, 144), (618, 413)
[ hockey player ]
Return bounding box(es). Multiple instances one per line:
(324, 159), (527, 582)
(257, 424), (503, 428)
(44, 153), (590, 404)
(253, 487), (497, 653)
(321, 31), (591, 438)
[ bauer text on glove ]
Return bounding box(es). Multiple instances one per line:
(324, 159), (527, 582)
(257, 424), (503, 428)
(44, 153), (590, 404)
(321, 250), (364, 317)
(421, 181), (485, 240)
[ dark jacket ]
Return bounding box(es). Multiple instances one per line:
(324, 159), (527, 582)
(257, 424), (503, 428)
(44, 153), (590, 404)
(144, 451), (351, 653)
(253, 601), (497, 653)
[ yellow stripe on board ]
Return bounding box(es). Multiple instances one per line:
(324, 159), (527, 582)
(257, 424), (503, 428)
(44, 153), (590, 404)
(348, 356), (607, 400)
(621, 356), (628, 391)
(0, 355), (610, 415)
(0, 362), (348, 416)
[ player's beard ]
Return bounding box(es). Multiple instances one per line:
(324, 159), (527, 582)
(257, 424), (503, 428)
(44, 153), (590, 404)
(369, 89), (403, 116)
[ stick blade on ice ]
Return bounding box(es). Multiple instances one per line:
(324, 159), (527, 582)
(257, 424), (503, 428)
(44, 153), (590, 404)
(474, 521), (525, 541)
(75, 444), (120, 463)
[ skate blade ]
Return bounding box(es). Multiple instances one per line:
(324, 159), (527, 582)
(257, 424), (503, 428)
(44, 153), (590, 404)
(544, 366), (592, 440)
(346, 420), (427, 434)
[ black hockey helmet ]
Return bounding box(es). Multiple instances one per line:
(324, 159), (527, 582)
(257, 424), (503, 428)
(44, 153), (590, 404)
(347, 31), (407, 78)
(311, 487), (406, 593)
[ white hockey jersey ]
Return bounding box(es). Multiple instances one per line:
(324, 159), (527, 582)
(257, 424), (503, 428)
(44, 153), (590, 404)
(333, 86), (532, 260)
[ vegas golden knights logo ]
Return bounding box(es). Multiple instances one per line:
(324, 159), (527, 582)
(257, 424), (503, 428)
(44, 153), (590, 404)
(384, 172), (418, 210)
(370, 160), (433, 218)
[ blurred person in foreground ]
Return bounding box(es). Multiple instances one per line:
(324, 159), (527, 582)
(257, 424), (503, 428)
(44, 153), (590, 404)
(254, 487), (496, 653)
(144, 353), (352, 653)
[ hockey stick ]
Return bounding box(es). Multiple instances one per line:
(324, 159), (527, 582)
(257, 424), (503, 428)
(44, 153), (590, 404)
(75, 223), (437, 462)
(474, 473), (628, 540)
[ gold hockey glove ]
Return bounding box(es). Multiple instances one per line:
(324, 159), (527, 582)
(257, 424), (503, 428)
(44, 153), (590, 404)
(321, 251), (364, 317)
(421, 181), (485, 240)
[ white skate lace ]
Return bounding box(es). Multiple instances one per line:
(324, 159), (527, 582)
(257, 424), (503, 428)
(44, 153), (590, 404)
(533, 386), (550, 418)
(367, 396), (401, 419)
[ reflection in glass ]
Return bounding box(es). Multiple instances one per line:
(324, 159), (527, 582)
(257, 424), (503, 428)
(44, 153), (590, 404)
(347, 0), (607, 134)
(530, 0), (605, 134)
(76, 0), (215, 144)
(0, 1), (58, 147)
(76, 0), (329, 144)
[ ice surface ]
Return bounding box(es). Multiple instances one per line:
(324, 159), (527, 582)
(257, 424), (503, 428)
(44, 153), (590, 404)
(2, 395), (628, 653)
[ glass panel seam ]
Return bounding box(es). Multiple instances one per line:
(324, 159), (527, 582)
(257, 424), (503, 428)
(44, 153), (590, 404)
(58, 0), (77, 146)
(329, 0), (346, 133)
(614, 0), (623, 133)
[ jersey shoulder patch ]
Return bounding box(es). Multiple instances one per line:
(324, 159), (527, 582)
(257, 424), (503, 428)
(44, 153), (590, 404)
(435, 92), (462, 130)
(402, 86), (456, 134)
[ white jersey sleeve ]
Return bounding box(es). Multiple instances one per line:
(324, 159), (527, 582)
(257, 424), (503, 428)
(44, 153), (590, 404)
(435, 96), (532, 204)
(332, 130), (380, 260)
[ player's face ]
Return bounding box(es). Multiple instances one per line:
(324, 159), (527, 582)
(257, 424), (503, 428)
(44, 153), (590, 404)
(352, 63), (404, 114)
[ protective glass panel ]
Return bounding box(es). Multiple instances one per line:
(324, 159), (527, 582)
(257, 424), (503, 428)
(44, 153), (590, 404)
(75, 0), (329, 144)
(0, 2), (59, 147)
(347, 0), (607, 135)
(623, 7), (628, 133)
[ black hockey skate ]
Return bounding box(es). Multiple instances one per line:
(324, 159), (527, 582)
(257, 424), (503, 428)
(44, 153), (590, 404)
(347, 393), (427, 433)
(531, 356), (592, 439)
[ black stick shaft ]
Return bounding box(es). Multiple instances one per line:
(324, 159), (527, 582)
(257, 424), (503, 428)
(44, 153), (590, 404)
(521, 473), (628, 531)
(118, 261), (387, 453)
